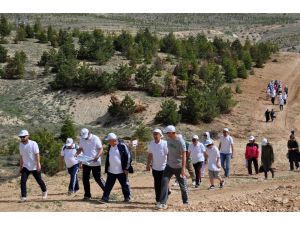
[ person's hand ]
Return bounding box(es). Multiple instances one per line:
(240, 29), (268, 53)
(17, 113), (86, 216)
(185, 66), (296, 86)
(146, 165), (151, 171)
(180, 169), (186, 178)
(36, 163), (41, 172)
(124, 170), (129, 176)
(93, 156), (99, 162)
(217, 163), (221, 169)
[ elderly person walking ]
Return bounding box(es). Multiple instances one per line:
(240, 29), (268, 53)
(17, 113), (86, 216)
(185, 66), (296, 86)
(261, 138), (275, 179)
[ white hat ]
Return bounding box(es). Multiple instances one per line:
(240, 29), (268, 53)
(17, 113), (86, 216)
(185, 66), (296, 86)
(261, 138), (268, 146)
(153, 128), (163, 137)
(105, 132), (118, 141)
(163, 125), (176, 133)
(223, 128), (229, 132)
(18, 130), (29, 137)
(80, 128), (89, 139)
(65, 138), (74, 147)
(192, 135), (199, 140)
(249, 135), (255, 141)
(205, 139), (214, 146)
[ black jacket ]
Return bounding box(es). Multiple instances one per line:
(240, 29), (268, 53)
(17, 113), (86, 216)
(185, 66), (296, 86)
(104, 142), (133, 174)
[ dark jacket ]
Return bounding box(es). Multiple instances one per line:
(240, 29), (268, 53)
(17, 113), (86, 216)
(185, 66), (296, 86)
(261, 144), (274, 170)
(287, 140), (299, 151)
(104, 142), (133, 174)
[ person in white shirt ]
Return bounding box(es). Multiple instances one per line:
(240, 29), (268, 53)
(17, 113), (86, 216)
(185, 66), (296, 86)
(283, 91), (288, 105)
(146, 128), (168, 203)
(218, 128), (234, 178)
(101, 133), (132, 203)
(76, 128), (105, 200)
(271, 88), (276, 105)
(60, 138), (80, 195)
(18, 130), (47, 202)
(205, 139), (224, 190)
(187, 135), (206, 188)
(279, 96), (284, 111)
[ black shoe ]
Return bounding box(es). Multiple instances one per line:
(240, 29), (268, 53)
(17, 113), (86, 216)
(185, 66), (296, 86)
(208, 185), (215, 190)
(83, 197), (91, 201)
(168, 189), (171, 195)
(99, 198), (108, 204)
(220, 180), (225, 189)
(123, 198), (131, 203)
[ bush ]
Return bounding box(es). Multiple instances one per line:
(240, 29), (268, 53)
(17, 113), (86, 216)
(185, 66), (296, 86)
(223, 57), (238, 83)
(60, 116), (76, 141)
(4, 51), (27, 79)
(147, 81), (164, 97)
(135, 65), (155, 89)
(114, 64), (135, 90)
(0, 45), (8, 63)
(15, 26), (26, 43)
(155, 99), (181, 125)
(237, 63), (248, 79)
(217, 87), (236, 113)
(37, 29), (48, 43)
(132, 123), (152, 142)
(30, 128), (63, 176)
(0, 15), (11, 40)
(108, 95), (136, 120)
(114, 30), (134, 54)
(98, 71), (117, 93)
(25, 24), (35, 38)
(242, 50), (252, 70)
(235, 84), (242, 94)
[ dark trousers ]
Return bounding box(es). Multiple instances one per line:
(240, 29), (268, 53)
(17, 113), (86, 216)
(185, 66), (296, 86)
(264, 168), (274, 178)
(289, 151), (299, 170)
(280, 105), (283, 111)
(82, 165), (105, 198)
(247, 158), (259, 175)
(67, 163), (80, 193)
(271, 97), (275, 105)
(159, 165), (188, 204)
(152, 169), (164, 202)
(193, 161), (203, 185)
(102, 172), (131, 201)
(20, 167), (47, 198)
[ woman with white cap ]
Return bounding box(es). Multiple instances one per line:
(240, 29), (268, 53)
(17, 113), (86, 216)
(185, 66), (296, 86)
(187, 135), (206, 188)
(245, 136), (259, 175)
(60, 138), (81, 195)
(261, 138), (275, 179)
(146, 128), (168, 204)
(101, 133), (132, 203)
(18, 130), (47, 202)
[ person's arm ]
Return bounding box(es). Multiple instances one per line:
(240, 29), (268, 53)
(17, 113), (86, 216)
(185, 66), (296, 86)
(146, 153), (153, 171)
(231, 137), (234, 158)
(35, 153), (41, 172)
(216, 157), (221, 169)
(94, 147), (103, 162)
(181, 151), (186, 177)
(19, 155), (23, 172)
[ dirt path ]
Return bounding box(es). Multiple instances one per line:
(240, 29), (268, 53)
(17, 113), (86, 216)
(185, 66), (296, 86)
(0, 52), (300, 212)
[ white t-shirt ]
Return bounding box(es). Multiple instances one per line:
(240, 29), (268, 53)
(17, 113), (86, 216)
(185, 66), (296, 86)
(19, 140), (39, 171)
(61, 144), (80, 168)
(188, 142), (206, 164)
(219, 135), (234, 154)
(280, 97), (284, 105)
(207, 146), (221, 171)
(79, 134), (102, 166)
(148, 139), (168, 171)
(108, 145), (123, 174)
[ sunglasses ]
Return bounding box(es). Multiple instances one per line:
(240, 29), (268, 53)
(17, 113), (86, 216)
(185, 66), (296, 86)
(192, 139), (197, 142)
(19, 136), (27, 139)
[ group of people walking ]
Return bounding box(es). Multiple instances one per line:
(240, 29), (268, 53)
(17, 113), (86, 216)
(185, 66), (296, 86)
(265, 80), (288, 122)
(17, 125), (299, 210)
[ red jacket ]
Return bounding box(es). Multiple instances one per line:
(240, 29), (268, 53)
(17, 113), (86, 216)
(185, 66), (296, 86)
(245, 143), (259, 159)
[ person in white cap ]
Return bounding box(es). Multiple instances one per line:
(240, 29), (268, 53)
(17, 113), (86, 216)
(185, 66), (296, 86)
(101, 133), (132, 203)
(76, 128), (105, 200)
(156, 125), (189, 210)
(146, 128), (168, 204)
(60, 138), (80, 195)
(187, 135), (206, 188)
(18, 130), (47, 202)
(204, 139), (224, 190)
(218, 128), (234, 178)
(261, 138), (275, 179)
(245, 136), (259, 175)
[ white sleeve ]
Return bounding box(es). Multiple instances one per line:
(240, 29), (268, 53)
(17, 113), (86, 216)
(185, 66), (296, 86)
(33, 142), (39, 154)
(201, 144), (206, 153)
(164, 141), (168, 155)
(188, 144), (192, 153)
(230, 137), (234, 145)
(95, 137), (102, 149)
(147, 143), (152, 153)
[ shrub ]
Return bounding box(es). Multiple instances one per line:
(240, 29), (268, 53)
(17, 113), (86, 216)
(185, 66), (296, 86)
(237, 63), (248, 79)
(217, 87), (236, 113)
(132, 123), (152, 142)
(235, 84), (242, 94)
(25, 24), (35, 38)
(0, 45), (8, 63)
(4, 51), (27, 79)
(147, 81), (164, 97)
(37, 29), (48, 43)
(155, 99), (181, 125)
(98, 71), (117, 93)
(60, 116), (76, 141)
(114, 64), (135, 90)
(222, 57), (238, 83)
(0, 15), (11, 40)
(135, 65), (155, 89)
(108, 95), (136, 120)
(15, 26), (26, 43)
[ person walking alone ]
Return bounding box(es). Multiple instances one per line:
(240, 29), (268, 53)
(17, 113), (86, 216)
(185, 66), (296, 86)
(219, 128), (234, 178)
(287, 134), (299, 171)
(261, 138), (275, 179)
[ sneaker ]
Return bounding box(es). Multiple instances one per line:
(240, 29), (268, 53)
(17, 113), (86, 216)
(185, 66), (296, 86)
(192, 180), (196, 186)
(20, 197), (27, 202)
(183, 202), (190, 205)
(208, 185), (215, 190)
(220, 180), (225, 189)
(172, 181), (179, 186)
(98, 198), (108, 204)
(195, 185), (199, 188)
(42, 191), (48, 200)
(156, 203), (168, 210)
(83, 196), (92, 201)
(123, 198), (132, 203)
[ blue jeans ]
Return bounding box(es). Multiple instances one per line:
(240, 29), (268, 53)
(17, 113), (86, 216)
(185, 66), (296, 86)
(67, 163), (80, 193)
(220, 153), (232, 177)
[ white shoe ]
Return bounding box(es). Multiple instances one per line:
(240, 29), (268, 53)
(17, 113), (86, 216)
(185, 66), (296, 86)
(172, 181), (179, 186)
(20, 197), (27, 202)
(192, 181), (196, 186)
(156, 203), (168, 209)
(42, 191), (48, 200)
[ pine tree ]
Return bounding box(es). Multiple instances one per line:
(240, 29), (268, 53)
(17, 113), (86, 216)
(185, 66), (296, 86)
(60, 116), (76, 141)
(0, 45), (8, 63)
(155, 99), (181, 125)
(0, 15), (11, 41)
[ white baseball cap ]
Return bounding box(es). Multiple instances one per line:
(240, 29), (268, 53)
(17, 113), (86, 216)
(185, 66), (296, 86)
(163, 125), (176, 133)
(105, 133), (118, 141)
(65, 138), (74, 147)
(223, 128), (229, 132)
(153, 128), (163, 137)
(205, 139), (214, 146)
(18, 130), (29, 137)
(249, 135), (255, 141)
(192, 135), (199, 140)
(80, 128), (89, 139)
(261, 138), (268, 146)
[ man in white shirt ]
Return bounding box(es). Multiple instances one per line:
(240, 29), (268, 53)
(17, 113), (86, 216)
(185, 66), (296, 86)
(218, 128), (234, 178)
(18, 130), (47, 202)
(101, 133), (132, 203)
(187, 135), (206, 188)
(77, 128), (105, 200)
(146, 128), (168, 203)
(60, 138), (80, 195)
